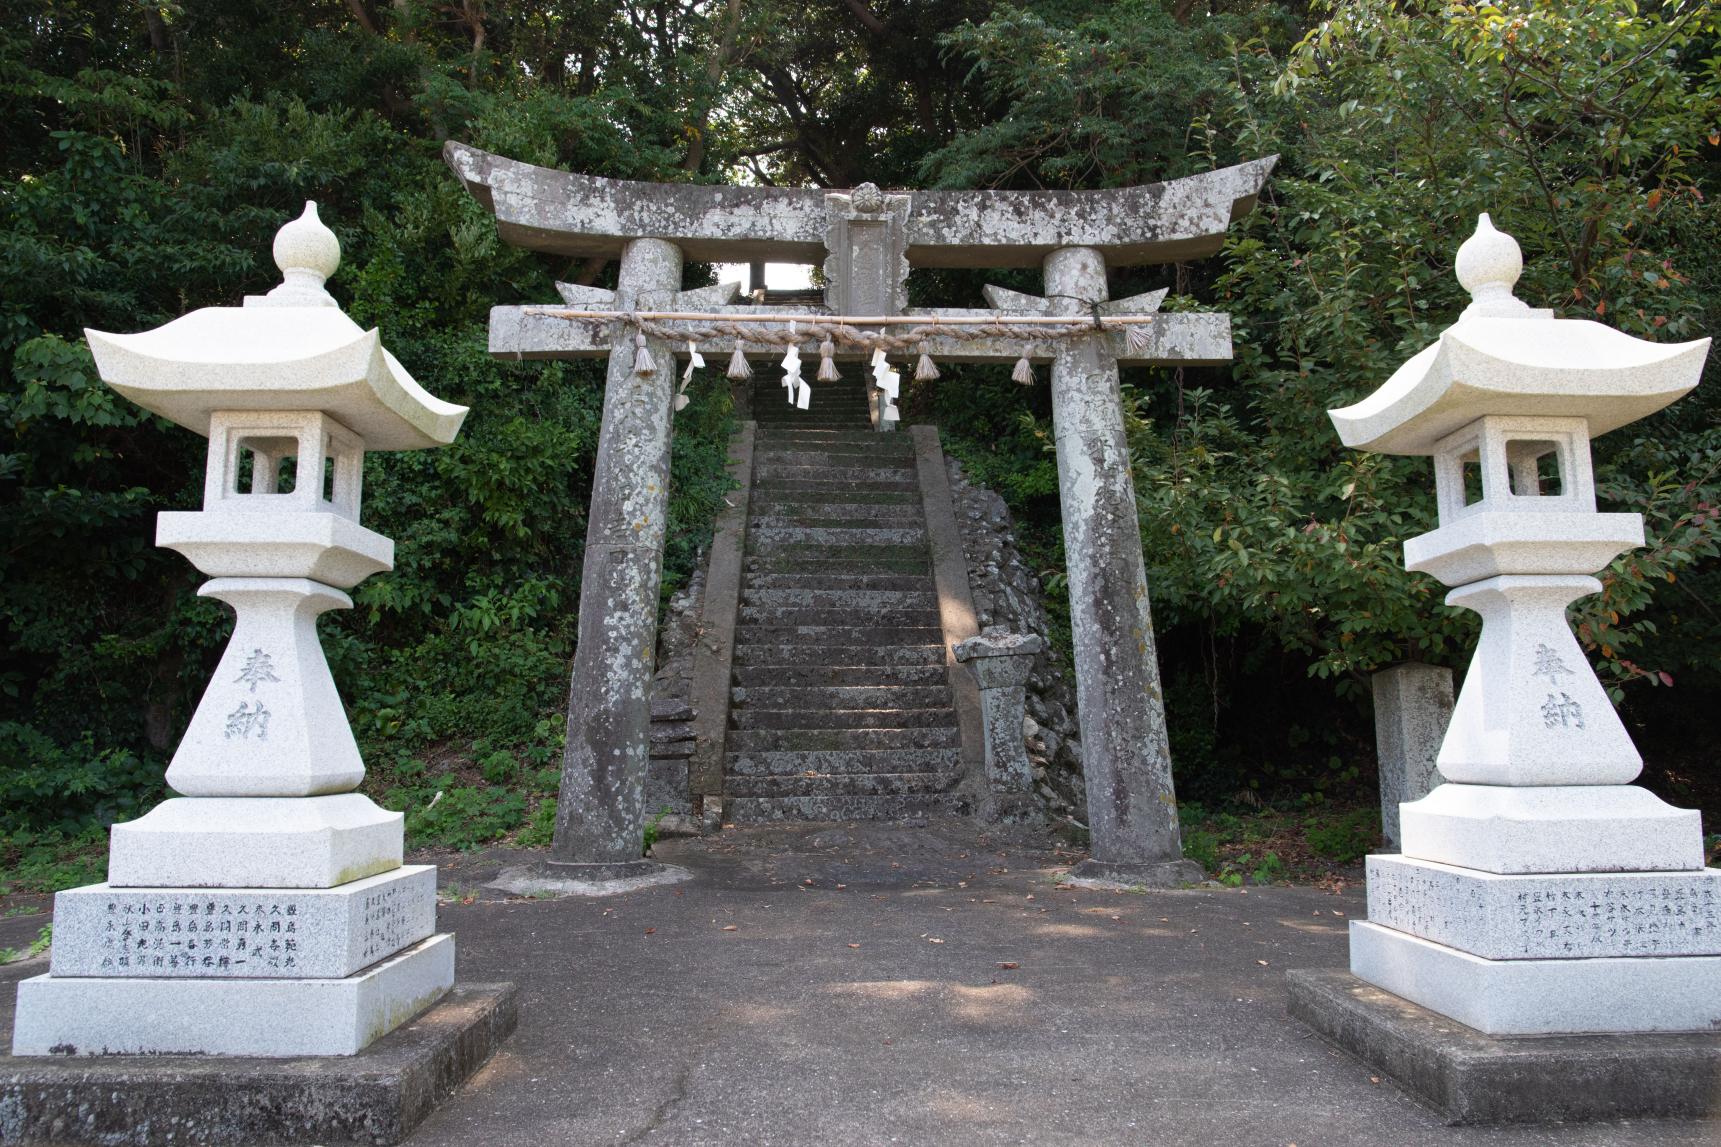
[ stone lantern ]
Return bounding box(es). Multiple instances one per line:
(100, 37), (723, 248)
(10, 204), (473, 1058)
(1316, 213), (1716, 1042)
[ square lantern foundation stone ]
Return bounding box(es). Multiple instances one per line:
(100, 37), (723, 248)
(0, 982), (517, 1146)
(1287, 968), (1721, 1125)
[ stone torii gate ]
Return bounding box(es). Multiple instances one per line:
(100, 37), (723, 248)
(446, 142), (1274, 888)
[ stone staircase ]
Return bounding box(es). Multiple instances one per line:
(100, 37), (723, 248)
(724, 374), (970, 823)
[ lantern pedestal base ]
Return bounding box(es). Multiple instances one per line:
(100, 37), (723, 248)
(1399, 784), (1703, 874)
(108, 794), (404, 889)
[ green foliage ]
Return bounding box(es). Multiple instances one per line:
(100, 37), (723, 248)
(518, 797), (559, 849)
(1304, 808), (1380, 864)
(391, 782), (530, 851)
(0, 828), (108, 897)
(641, 806), (674, 855)
(0, 924), (54, 966)
(0, 723), (164, 835)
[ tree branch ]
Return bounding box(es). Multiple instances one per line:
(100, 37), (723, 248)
(841, 0), (888, 36)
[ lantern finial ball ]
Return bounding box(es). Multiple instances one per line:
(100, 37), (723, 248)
(1454, 212), (1522, 304)
(273, 201), (341, 286)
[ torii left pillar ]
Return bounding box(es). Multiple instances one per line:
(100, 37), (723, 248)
(549, 238), (682, 881)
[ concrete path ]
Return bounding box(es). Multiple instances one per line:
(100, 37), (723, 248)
(401, 821), (1715, 1146)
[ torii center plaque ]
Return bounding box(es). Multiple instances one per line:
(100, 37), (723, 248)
(447, 142), (1275, 887)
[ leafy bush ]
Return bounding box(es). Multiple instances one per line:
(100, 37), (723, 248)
(1304, 808), (1380, 865)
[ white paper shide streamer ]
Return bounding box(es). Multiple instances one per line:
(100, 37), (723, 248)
(776, 321), (811, 410)
(676, 340), (704, 411)
(870, 347), (901, 422)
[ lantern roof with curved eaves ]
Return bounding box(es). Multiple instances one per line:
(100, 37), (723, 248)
(85, 202), (468, 451)
(443, 141), (1277, 269)
(1328, 214), (1708, 456)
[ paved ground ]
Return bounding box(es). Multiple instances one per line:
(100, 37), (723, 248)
(408, 821), (1716, 1146)
(4, 819), (1716, 1145)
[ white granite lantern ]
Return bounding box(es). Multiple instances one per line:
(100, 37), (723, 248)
(9, 203), (470, 1057)
(1326, 214), (1717, 1035)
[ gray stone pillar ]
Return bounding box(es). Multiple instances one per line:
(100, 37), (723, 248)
(954, 632), (1046, 824)
(1372, 661), (1454, 851)
(1045, 247), (1201, 887)
(550, 237), (683, 877)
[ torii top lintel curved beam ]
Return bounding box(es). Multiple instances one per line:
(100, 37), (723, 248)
(444, 141), (1275, 269)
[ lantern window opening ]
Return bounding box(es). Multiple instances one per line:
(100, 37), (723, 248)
(1506, 439), (1563, 498)
(202, 411), (367, 521)
(1431, 415), (1596, 526)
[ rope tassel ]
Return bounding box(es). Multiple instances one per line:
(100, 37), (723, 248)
(914, 344), (939, 382)
(1126, 322), (1152, 353)
(632, 331), (656, 376)
(1012, 350), (1034, 385)
(726, 346), (752, 380)
(816, 337), (840, 382)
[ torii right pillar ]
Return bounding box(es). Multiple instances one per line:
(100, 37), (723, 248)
(1045, 247), (1200, 886)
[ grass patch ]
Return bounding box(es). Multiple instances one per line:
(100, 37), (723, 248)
(1179, 800), (1379, 887)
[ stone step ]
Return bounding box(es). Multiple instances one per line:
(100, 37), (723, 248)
(750, 500), (923, 521)
(726, 726), (961, 752)
(743, 568), (936, 589)
(737, 605), (942, 629)
(725, 792), (972, 824)
(749, 513), (924, 531)
(729, 706), (957, 730)
(746, 557), (932, 576)
(754, 450), (915, 471)
(748, 524), (927, 546)
(746, 544), (930, 566)
(730, 643), (947, 668)
(754, 429), (897, 444)
(734, 624), (945, 646)
(751, 489), (921, 507)
(723, 771), (962, 799)
(752, 415), (873, 427)
(753, 405), (872, 415)
(732, 684), (952, 710)
(754, 438), (915, 457)
(725, 747), (963, 775)
(754, 464), (917, 484)
(742, 573), (936, 592)
(752, 404), (872, 416)
(731, 663), (949, 688)
(753, 478), (920, 495)
(741, 587), (938, 609)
